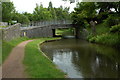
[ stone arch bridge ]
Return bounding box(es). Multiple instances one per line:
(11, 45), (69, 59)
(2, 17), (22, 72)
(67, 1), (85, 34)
(21, 20), (75, 38)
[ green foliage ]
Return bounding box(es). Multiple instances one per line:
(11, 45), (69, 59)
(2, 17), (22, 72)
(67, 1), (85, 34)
(0, 26), (7, 28)
(2, 2), (15, 22)
(23, 12), (33, 21)
(103, 14), (120, 27)
(71, 2), (97, 27)
(97, 12), (109, 23)
(95, 23), (109, 35)
(96, 2), (120, 14)
(87, 23), (120, 47)
(48, 1), (57, 20)
(23, 38), (65, 78)
(33, 2), (70, 21)
(89, 33), (119, 47)
(2, 37), (29, 62)
(88, 36), (96, 43)
(11, 12), (30, 25)
(72, 2), (120, 47)
(33, 4), (52, 21)
(2, 1), (70, 24)
(110, 24), (120, 33)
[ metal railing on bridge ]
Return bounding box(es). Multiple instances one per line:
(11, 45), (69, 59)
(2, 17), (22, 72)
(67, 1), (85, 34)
(21, 20), (72, 27)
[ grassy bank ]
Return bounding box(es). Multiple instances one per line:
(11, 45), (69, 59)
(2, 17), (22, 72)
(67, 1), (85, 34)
(23, 38), (66, 78)
(87, 23), (120, 47)
(2, 37), (29, 62)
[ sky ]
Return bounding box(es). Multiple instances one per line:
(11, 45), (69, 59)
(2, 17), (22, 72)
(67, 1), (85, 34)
(10, 0), (79, 13)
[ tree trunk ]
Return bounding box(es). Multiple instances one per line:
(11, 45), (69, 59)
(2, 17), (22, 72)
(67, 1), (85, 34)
(75, 27), (80, 39)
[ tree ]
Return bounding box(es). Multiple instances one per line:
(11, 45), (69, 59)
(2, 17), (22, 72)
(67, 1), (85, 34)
(71, 2), (97, 38)
(23, 12), (33, 21)
(48, 1), (57, 20)
(2, 2), (15, 22)
(54, 6), (70, 20)
(33, 4), (52, 21)
(96, 2), (120, 23)
(12, 12), (30, 25)
(72, 2), (97, 26)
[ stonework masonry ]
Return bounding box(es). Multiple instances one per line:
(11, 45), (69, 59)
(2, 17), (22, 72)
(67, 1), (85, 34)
(21, 24), (73, 38)
(1, 23), (73, 41)
(2, 23), (21, 41)
(0, 22), (8, 26)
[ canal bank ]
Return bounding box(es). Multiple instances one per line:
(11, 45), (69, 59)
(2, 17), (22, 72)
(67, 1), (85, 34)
(23, 38), (67, 78)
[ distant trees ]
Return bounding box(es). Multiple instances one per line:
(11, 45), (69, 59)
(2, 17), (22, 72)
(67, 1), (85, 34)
(2, 2), (15, 22)
(32, 2), (70, 21)
(12, 12), (30, 25)
(2, 2), (30, 25)
(2, 1), (71, 25)
(48, 1), (57, 20)
(33, 4), (52, 21)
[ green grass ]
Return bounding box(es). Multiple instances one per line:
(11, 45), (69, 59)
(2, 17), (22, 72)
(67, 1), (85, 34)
(0, 26), (8, 28)
(56, 28), (74, 36)
(2, 37), (29, 63)
(87, 23), (109, 35)
(23, 38), (66, 78)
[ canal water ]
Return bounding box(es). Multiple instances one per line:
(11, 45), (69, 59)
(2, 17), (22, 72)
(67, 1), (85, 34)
(40, 39), (120, 78)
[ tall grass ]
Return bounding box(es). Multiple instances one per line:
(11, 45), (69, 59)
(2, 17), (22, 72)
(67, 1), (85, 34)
(87, 23), (120, 47)
(89, 33), (119, 47)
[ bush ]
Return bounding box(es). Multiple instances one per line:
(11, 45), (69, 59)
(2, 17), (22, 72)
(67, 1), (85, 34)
(104, 14), (120, 27)
(89, 36), (96, 43)
(89, 33), (119, 47)
(110, 24), (120, 33)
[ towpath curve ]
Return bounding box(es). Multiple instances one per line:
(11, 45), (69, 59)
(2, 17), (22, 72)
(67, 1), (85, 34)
(2, 40), (33, 78)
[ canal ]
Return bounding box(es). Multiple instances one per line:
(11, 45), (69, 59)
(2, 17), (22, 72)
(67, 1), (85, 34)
(40, 39), (120, 78)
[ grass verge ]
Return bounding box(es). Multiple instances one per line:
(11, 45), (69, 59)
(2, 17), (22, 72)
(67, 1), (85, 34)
(23, 38), (66, 78)
(2, 37), (29, 63)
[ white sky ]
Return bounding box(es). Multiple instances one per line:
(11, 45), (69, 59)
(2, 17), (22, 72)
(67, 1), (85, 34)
(11, 0), (78, 13)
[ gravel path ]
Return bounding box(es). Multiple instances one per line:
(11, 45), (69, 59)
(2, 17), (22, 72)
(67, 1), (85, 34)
(2, 40), (33, 78)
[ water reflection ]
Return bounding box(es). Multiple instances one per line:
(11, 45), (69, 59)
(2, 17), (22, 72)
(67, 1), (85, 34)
(53, 49), (83, 78)
(40, 39), (120, 78)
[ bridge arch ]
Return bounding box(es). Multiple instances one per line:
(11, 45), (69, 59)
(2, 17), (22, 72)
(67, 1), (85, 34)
(21, 21), (74, 38)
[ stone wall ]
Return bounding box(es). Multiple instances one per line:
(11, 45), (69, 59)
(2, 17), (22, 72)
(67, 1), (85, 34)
(21, 24), (73, 38)
(2, 23), (21, 41)
(0, 22), (8, 26)
(0, 23), (73, 41)
(21, 26), (53, 38)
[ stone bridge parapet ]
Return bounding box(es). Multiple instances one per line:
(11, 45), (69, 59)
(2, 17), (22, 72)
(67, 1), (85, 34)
(21, 24), (73, 38)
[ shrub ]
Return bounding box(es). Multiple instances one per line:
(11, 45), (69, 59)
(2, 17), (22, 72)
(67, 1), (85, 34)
(89, 36), (96, 43)
(89, 33), (119, 47)
(110, 24), (120, 33)
(103, 15), (120, 27)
